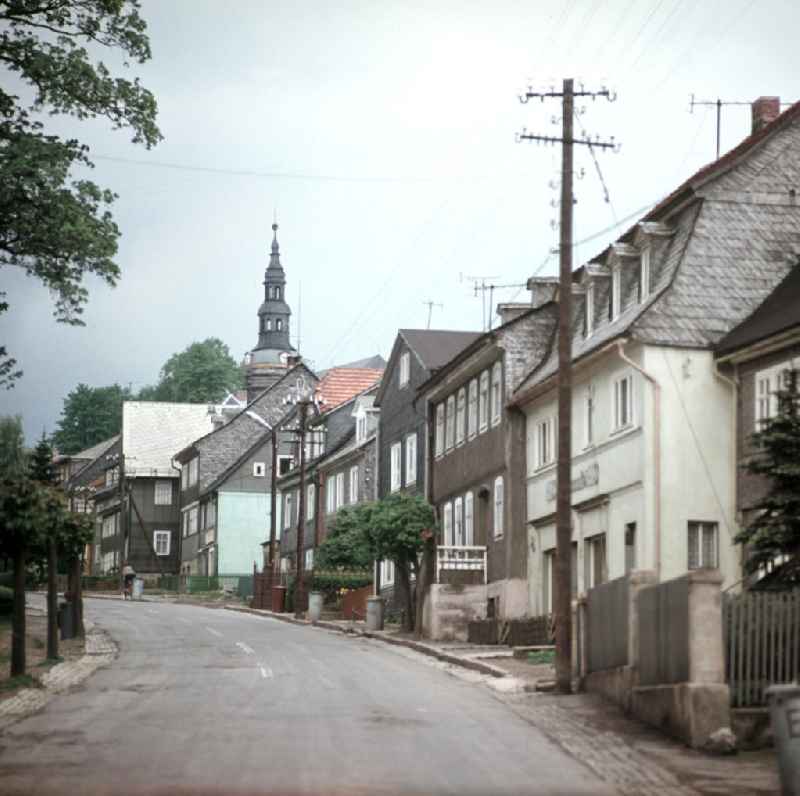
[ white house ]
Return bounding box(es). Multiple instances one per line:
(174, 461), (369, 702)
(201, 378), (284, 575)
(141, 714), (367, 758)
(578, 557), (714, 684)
(511, 96), (800, 614)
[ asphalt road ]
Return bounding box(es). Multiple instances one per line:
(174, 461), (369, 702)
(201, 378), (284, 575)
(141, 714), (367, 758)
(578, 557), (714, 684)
(0, 599), (613, 796)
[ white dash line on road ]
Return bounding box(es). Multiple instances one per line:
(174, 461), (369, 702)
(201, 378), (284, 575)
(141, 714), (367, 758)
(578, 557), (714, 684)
(236, 641), (255, 655)
(258, 663), (273, 679)
(205, 627), (223, 637)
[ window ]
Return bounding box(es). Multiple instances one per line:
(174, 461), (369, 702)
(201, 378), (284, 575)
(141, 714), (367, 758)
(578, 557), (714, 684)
(455, 388), (466, 445)
(336, 472), (345, 508)
(584, 385), (595, 447)
(640, 247), (651, 300)
(755, 364), (797, 426)
(454, 496), (463, 545)
(405, 433), (417, 485)
(276, 286), (281, 300)
(543, 549), (555, 613)
(284, 492), (293, 530)
(613, 374), (634, 430)
(390, 442), (402, 491)
(610, 267), (621, 321)
(399, 351), (410, 387)
(356, 413), (367, 442)
(445, 395), (455, 450)
(756, 375), (772, 426)
(536, 418), (554, 468)
(154, 530), (171, 556)
(349, 466), (359, 504)
(434, 404), (445, 458)
(326, 477), (336, 513)
(479, 371), (489, 431)
(253, 461), (266, 477)
(584, 533), (607, 589)
(585, 282), (595, 336)
(442, 502), (453, 546)
(266, 319), (272, 331)
(278, 455), (293, 475)
(180, 465), (188, 490)
(493, 476), (504, 538)
(491, 362), (502, 425)
(688, 521), (718, 569)
(464, 492), (474, 545)
(153, 481), (172, 506)
(467, 379), (478, 438)
(188, 457), (198, 487)
(207, 500), (216, 529)
(625, 522), (636, 574)
(307, 484), (315, 520)
(189, 506), (198, 536)
(380, 559), (395, 586)
(106, 466), (119, 488)
(276, 318), (283, 331)
(102, 514), (117, 539)
(304, 548), (314, 571)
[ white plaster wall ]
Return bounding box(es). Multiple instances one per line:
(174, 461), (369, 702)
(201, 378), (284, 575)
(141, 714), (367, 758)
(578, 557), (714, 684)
(488, 577), (528, 620)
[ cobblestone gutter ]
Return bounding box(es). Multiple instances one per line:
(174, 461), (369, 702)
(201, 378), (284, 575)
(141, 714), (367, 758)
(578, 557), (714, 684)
(0, 621), (117, 730)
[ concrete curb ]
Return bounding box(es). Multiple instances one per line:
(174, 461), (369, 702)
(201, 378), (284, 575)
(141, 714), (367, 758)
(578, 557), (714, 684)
(225, 605), (511, 679)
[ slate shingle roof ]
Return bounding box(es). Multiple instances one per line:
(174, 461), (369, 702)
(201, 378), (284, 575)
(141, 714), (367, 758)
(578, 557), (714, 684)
(399, 329), (483, 371)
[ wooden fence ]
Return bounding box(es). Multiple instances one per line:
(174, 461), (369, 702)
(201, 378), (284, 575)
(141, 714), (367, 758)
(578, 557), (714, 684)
(724, 589), (800, 707)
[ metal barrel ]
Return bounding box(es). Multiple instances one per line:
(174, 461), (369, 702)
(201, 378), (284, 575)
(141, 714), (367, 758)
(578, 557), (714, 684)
(366, 596), (384, 631)
(308, 591), (323, 622)
(767, 684), (800, 795)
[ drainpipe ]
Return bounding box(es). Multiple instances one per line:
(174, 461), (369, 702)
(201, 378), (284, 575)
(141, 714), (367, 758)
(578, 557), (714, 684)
(616, 341), (662, 580)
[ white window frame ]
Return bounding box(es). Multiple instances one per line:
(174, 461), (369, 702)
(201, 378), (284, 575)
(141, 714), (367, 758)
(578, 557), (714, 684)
(585, 282), (595, 337)
(536, 417), (555, 469)
(304, 548), (314, 571)
(479, 371), (489, 432)
(356, 412), (367, 442)
(442, 501), (453, 546)
(253, 461), (266, 477)
(454, 496), (463, 546)
(189, 506), (198, 535)
(349, 466), (359, 504)
(277, 454), (293, 476)
(153, 530), (171, 556)
(613, 373), (634, 432)
(307, 483), (315, 520)
(390, 441), (402, 492)
(326, 477), (336, 514)
(188, 457), (199, 487)
(493, 476), (504, 539)
(399, 351), (410, 388)
(611, 266), (621, 321)
(640, 246), (651, 300)
(754, 361), (797, 426)
(455, 387), (466, 446)
(445, 395), (455, 451)
(405, 432), (417, 486)
(491, 362), (502, 426)
(467, 378), (478, 438)
(154, 480), (172, 506)
(434, 404), (445, 458)
(207, 499), (216, 529)
(464, 491), (474, 545)
(336, 472), (345, 508)
(688, 521), (718, 570)
(380, 559), (395, 586)
(180, 465), (188, 490)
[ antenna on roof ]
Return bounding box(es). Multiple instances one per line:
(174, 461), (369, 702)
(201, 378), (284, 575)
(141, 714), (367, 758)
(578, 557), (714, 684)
(422, 300), (443, 329)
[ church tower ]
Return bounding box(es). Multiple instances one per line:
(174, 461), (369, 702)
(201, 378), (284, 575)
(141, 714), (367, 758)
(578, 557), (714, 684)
(245, 222), (298, 400)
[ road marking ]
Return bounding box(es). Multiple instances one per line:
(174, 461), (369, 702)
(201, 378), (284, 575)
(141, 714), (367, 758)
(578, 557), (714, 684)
(236, 641), (254, 655)
(176, 617), (191, 625)
(205, 627), (223, 637)
(258, 664), (273, 679)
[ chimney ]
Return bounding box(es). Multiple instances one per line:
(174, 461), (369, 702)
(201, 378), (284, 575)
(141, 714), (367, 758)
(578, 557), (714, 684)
(526, 276), (559, 309)
(496, 302), (530, 326)
(752, 96), (780, 134)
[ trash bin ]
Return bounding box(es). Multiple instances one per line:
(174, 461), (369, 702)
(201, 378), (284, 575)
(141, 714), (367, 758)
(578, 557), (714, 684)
(58, 600), (74, 640)
(271, 586), (286, 613)
(366, 596), (385, 631)
(132, 578), (144, 601)
(308, 591), (323, 622)
(767, 684), (800, 795)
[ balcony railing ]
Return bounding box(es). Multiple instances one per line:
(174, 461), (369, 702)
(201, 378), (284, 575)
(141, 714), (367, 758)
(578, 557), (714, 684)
(436, 545), (487, 584)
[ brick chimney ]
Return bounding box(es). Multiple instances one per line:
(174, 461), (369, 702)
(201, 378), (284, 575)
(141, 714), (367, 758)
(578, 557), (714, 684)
(752, 96), (780, 134)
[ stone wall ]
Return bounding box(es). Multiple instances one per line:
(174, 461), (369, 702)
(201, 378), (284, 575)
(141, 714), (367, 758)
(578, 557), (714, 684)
(422, 583), (487, 642)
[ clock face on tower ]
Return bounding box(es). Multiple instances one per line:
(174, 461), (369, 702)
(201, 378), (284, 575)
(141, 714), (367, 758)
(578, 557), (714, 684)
(279, 352), (289, 364)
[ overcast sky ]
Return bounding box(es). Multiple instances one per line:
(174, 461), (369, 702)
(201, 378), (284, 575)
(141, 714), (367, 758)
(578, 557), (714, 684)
(2, 0), (798, 442)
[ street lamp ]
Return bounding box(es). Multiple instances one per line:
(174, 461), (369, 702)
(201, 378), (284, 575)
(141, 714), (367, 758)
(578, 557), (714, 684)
(283, 377), (315, 618)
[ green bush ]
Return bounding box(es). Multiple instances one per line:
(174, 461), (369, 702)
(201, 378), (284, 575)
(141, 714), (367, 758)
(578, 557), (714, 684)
(309, 570), (372, 603)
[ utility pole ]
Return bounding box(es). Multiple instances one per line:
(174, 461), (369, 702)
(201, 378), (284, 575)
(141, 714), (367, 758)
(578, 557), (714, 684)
(518, 78), (617, 694)
(422, 300), (443, 329)
(269, 425), (279, 573)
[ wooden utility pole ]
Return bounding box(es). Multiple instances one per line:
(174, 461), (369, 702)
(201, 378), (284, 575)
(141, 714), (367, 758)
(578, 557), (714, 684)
(518, 78), (617, 694)
(293, 399), (311, 618)
(269, 425), (279, 572)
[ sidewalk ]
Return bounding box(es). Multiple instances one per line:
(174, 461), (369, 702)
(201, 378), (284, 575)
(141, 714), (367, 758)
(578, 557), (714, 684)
(0, 595), (117, 730)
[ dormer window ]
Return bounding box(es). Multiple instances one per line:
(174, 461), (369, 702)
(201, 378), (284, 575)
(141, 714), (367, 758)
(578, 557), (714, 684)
(585, 282), (595, 337)
(640, 247), (651, 300)
(610, 267), (621, 321)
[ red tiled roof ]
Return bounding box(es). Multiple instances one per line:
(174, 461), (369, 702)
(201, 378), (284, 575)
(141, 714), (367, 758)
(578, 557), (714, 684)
(316, 367), (383, 410)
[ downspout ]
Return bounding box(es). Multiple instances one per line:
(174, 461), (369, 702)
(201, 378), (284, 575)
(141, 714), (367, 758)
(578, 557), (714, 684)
(616, 341), (662, 580)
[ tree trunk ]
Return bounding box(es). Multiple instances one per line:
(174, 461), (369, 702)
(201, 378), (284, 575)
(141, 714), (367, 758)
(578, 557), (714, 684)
(70, 557), (84, 637)
(414, 537), (435, 640)
(47, 536), (58, 660)
(11, 546), (26, 677)
(397, 563), (414, 632)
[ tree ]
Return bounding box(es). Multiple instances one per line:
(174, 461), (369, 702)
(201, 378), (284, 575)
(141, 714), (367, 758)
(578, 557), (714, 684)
(0, 1), (161, 381)
(145, 338), (244, 403)
(53, 382), (130, 455)
(0, 415), (26, 476)
(29, 431), (55, 483)
(315, 505), (376, 571)
(736, 368), (800, 585)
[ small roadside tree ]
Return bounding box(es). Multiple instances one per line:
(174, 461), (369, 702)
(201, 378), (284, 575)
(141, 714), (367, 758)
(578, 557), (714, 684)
(315, 505), (376, 571)
(736, 368), (800, 585)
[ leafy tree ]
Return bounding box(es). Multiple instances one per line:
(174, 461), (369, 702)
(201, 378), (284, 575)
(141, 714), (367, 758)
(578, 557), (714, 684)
(316, 505), (376, 571)
(0, 415), (27, 476)
(29, 432), (55, 484)
(145, 338), (244, 403)
(53, 382), (130, 455)
(0, 1), (161, 383)
(736, 369), (800, 584)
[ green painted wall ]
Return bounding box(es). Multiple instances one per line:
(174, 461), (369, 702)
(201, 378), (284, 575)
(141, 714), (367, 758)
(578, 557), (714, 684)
(217, 491), (270, 575)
